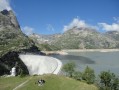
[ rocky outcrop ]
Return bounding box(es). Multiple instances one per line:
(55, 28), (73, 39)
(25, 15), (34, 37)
(0, 10), (20, 29)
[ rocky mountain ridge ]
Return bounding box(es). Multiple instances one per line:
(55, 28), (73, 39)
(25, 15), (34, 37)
(29, 27), (119, 50)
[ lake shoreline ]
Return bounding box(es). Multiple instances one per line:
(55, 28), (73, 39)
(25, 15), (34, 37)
(42, 49), (119, 55)
(62, 49), (119, 52)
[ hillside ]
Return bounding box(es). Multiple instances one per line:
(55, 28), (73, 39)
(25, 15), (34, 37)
(29, 33), (61, 50)
(30, 27), (119, 50)
(0, 75), (98, 90)
(0, 9), (35, 57)
(0, 9), (40, 76)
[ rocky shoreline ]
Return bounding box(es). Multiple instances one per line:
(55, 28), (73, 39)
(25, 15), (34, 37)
(42, 51), (68, 55)
(42, 49), (119, 56)
(62, 49), (119, 52)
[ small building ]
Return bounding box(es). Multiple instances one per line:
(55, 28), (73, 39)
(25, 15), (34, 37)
(10, 67), (16, 76)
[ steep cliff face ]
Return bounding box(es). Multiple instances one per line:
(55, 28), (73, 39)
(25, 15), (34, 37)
(0, 10), (35, 56)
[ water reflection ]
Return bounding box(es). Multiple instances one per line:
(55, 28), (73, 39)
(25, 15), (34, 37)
(51, 51), (119, 75)
(51, 54), (95, 64)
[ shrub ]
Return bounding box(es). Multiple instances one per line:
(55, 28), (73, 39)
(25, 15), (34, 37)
(82, 66), (95, 84)
(99, 71), (119, 90)
(73, 71), (82, 80)
(62, 62), (76, 77)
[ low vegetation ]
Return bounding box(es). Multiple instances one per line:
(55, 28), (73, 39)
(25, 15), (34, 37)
(62, 62), (119, 90)
(62, 62), (95, 84)
(62, 62), (76, 77)
(37, 43), (60, 51)
(98, 71), (119, 90)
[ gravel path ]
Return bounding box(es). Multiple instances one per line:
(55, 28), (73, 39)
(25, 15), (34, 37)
(13, 77), (32, 90)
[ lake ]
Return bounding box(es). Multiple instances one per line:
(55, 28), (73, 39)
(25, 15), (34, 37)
(52, 50), (119, 75)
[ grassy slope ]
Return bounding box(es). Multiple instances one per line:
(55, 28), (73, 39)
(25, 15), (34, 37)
(0, 76), (29, 90)
(0, 75), (98, 90)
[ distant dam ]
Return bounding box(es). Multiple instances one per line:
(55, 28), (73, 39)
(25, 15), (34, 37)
(19, 54), (62, 75)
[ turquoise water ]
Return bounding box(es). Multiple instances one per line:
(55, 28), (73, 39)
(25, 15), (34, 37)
(52, 51), (119, 75)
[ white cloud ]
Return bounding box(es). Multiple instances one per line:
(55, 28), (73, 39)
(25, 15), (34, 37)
(98, 17), (119, 31)
(62, 17), (119, 32)
(47, 24), (54, 31)
(22, 26), (34, 35)
(63, 18), (88, 32)
(113, 17), (119, 23)
(98, 23), (119, 31)
(0, 0), (12, 11)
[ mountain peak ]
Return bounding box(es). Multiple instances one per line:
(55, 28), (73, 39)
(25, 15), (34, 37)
(1, 9), (9, 15)
(0, 9), (20, 29)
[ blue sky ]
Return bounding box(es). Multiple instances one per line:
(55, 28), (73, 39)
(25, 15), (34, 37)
(0, 0), (119, 35)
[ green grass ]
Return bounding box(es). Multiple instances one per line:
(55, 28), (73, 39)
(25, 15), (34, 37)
(0, 75), (98, 90)
(0, 76), (29, 90)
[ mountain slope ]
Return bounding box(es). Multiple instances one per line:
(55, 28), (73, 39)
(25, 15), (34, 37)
(0, 9), (40, 76)
(105, 31), (119, 41)
(29, 33), (61, 50)
(0, 10), (35, 56)
(30, 27), (119, 50)
(53, 27), (117, 49)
